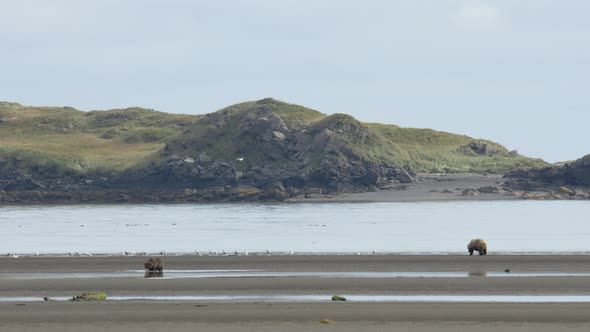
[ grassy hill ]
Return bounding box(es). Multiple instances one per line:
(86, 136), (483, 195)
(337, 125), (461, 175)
(0, 98), (546, 179)
(0, 101), (197, 176)
(154, 98), (546, 175)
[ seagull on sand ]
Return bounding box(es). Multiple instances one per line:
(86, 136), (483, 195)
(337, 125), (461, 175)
(289, 250), (294, 255)
(243, 250), (249, 256)
(236, 157), (244, 161)
(265, 249), (271, 255)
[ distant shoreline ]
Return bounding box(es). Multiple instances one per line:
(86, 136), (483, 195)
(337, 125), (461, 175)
(1, 173), (587, 204)
(289, 173), (518, 202)
(0, 174), (524, 205)
(5, 251), (590, 258)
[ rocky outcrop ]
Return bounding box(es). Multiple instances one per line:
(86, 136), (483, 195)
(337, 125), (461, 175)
(505, 154), (590, 188)
(461, 189), (479, 196)
(463, 141), (499, 156)
(477, 186), (500, 194)
(122, 99), (415, 199)
(503, 154), (590, 200)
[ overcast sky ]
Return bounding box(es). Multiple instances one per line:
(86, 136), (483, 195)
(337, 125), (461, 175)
(1, 1), (588, 162)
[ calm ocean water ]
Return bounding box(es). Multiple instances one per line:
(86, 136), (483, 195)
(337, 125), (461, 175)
(1, 201), (589, 254)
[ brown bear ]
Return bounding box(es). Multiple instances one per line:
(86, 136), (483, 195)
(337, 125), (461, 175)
(144, 257), (163, 272)
(467, 239), (487, 256)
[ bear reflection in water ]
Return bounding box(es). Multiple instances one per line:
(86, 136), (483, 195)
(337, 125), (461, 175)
(144, 271), (164, 278)
(468, 271), (488, 277)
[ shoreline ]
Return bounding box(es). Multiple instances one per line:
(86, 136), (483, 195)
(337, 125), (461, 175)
(4, 254), (590, 274)
(2, 174), (586, 205)
(5, 250), (590, 259)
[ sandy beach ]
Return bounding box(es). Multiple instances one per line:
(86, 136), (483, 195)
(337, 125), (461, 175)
(2, 255), (590, 331)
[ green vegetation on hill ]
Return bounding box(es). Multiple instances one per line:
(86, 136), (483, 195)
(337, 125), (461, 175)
(161, 99), (545, 175)
(366, 124), (544, 173)
(0, 102), (197, 174)
(0, 98), (547, 177)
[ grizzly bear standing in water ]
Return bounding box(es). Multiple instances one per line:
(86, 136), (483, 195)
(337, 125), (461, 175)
(144, 257), (163, 272)
(467, 239), (487, 256)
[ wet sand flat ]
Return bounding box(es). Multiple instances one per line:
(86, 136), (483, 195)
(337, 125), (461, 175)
(1, 302), (590, 331)
(4, 254), (590, 273)
(5, 276), (590, 297)
(3, 255), (590, 297)
(2, 255), (590, 331)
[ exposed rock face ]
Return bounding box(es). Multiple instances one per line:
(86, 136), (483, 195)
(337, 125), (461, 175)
(123, 99), (414, 199)
(461, 189), (479, 196)
(464, 141), (499, 156)
(477, 186), (500, 194)
(3, 178), (44, 191)
(502, 154), (590, 200)
(463, 141), (502, 156)
(505, 154), (590, 188)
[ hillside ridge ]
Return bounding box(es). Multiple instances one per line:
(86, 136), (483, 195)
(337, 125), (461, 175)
(0, 98), (548, 202)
